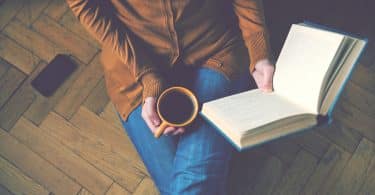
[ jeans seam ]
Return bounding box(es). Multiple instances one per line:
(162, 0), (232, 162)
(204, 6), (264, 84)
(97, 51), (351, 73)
(201, 63), (232, 82)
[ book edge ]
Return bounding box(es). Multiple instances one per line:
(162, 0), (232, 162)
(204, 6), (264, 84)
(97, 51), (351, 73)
(301, 20), (369, 41)
(322, 39), (368, 117)
(199, 112), (243, 151)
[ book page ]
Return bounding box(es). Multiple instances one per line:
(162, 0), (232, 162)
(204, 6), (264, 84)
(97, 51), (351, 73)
(319, 38), (356, 110)
(201, 89), (311, 136)
(273, 24), (345, 113)
(320, 38), (356, 100)
(320, 38), (367, 115)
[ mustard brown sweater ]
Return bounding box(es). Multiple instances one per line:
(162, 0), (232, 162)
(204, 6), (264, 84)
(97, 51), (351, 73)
(66, 0), (272, 121)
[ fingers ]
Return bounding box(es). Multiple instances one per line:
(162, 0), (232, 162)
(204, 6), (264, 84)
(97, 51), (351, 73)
(253, 70), (271, 92)
(163, 126), (177, 135)
(252, 70), (262, 89)
(164, 126), (185, 136)
(147, 97), (161, 125)
(141, 97), (161, 133)
(263, 64), (275, 92)
(252, 61), (275, 93)
(172, 127), (185, 136)
(142, 97), (186, 136)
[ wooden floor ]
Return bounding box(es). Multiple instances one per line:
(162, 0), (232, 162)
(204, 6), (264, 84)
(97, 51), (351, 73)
(0, 0), (374, 194)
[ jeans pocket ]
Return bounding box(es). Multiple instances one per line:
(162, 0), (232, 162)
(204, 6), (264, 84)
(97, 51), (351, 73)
(203, 58), (232, 82)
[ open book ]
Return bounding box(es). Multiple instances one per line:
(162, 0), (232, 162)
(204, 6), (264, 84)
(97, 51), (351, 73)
(200, 22), (368, 151)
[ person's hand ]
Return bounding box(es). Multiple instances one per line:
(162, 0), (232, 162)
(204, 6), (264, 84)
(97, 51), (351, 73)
(252, 59), (275, 92)
(142, 97), (185, 136)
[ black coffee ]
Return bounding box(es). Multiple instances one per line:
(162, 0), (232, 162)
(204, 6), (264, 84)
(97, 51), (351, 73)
(158, 91), (195, 124)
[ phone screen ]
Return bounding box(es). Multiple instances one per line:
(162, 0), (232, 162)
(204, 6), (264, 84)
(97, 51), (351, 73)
(31, 54), (77, 97)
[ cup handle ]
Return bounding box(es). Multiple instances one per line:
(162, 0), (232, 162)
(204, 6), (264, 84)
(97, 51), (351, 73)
(154, 121), (168, 138)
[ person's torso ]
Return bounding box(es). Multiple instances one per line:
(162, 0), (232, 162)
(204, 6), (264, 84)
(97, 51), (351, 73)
(110, 0), (244, 66)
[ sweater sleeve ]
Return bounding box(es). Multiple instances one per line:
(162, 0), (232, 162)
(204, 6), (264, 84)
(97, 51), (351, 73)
(232, 0), (273, 73)
(66, 0), (166, 101)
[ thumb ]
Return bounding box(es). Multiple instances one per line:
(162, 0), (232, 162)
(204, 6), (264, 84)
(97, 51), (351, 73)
(252, 70), (262, 88)
(252, 69), (273, 92)
(263, 69), (274, 92)
(148, 100), (161, 126)
(263, 75), (273, 92)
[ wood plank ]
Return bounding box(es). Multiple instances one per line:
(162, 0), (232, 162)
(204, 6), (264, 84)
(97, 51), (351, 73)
(0, 66), (26, 108)
(262, 136), (301, 165)
(60, 10), (101, 48)
(3, 19), (67, 62)
(78, 188), (94, 195)
(16, 0), (51, 26)
(350, 63), (375, 95)
(106, 183), (131, 195)
(317, 121), (362, 154)
(342, 81), (375, 118)
(99, 102), (125, 132)
(133, 178), (159, 195)
(0, 60), (47, 131)
(292, 130), (331, 158)
(359, 41), (375, 67)
(70, 106), (146, 173)
(0, 0), (23, 30)
(0, 59), (59, 130)
(0, 58), (11, 79)
(0, 84), (35, 130)
(301, 145), (349, 195)
(40, 111), (145, 192)
(318, 148), (351, 195)
(0, 155), (49, 195)
(369, 57), (375, 72)
(44, 0), (69, 20)
(0, 184), (13, 195)
(32, 14), (98, 64)
(83, 77), (110, 115)
(11, 117), (113, 195)
(328, 138), (375, 195)
(334, 99), (375, 142)
(357, 155), (375, 195)
(271, 150), (318, 195)
(54, 54), (103, 119)
(0, 33), (39, 74)
(228, 148), (270, 194)
(24, 57), (85, 125)
(0, 129), (80, 194)
(252, 154), (286, 195)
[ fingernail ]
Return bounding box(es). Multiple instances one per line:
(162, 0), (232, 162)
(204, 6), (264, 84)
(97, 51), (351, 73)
(262, 88), (272, 93)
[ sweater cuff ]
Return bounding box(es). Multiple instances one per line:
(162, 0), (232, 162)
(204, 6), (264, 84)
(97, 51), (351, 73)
(140, 71), (167, 104)
(246, 31), (273, 73)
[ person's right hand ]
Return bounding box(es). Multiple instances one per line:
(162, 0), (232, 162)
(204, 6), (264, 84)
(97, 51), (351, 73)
(252, 59), (275, 93)
(141, 97), (185, 136)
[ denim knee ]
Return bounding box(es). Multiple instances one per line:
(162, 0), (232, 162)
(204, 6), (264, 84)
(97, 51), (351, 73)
(170, 151), (233, 195)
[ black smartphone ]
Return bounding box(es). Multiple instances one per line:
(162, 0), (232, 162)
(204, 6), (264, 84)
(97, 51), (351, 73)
(31, 54), (77, 97)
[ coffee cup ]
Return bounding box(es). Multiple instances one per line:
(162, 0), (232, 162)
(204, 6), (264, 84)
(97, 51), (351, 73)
(154, 86), (199, 138)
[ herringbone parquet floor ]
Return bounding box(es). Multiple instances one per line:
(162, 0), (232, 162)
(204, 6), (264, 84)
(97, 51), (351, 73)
(0, 0), (374, 194)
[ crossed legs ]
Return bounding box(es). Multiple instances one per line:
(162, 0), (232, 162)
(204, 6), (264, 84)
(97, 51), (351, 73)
(119, 67), (252, 194)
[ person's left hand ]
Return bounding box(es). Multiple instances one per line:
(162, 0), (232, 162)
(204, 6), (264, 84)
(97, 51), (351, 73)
(142, 97), (185, 136)
(252, 59), (275, 92)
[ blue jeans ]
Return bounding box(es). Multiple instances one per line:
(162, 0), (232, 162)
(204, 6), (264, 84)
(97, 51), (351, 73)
(118, 66), (253, 194)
